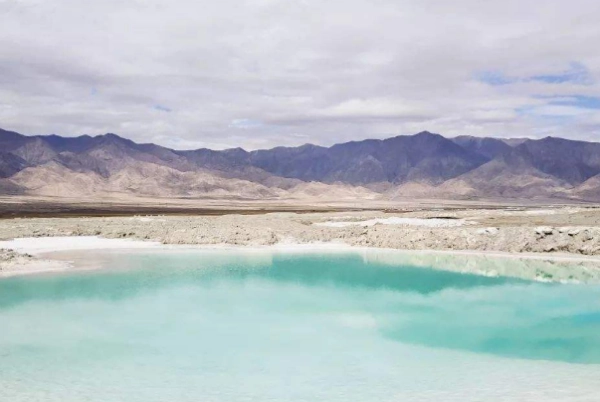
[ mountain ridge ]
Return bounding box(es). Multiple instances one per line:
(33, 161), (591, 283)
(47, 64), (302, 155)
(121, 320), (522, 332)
(2, 127), (600, 201)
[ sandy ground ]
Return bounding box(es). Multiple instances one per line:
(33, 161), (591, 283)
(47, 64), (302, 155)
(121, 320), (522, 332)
(0, 247), (71, 277)
(2, 204), (600, 279)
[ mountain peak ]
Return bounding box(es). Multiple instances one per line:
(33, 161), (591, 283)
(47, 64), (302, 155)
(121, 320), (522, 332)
(98, 133), (125, 140)
(94, 133), (137, 148)
(414, 130), (437, 136)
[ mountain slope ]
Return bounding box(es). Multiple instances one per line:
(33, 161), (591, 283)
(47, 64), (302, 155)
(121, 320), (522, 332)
(11, 137), (58, 165)
(0, 178), (24, 195)
(9, 161), (281, 199)
(573, 174), (600, 201)
(250, 132), (488, 185)
(434, 148), (569, 199)
(10, 161), (380, 200)
(0, 128), (30, 152)
(0, 152), (28, 178)
(2, 127), (600, 201)
(451, 136), (513, 160)
(515, 137), (600, 185)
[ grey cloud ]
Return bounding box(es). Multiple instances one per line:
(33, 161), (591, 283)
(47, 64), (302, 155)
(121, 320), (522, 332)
(1, 0), (600, 149)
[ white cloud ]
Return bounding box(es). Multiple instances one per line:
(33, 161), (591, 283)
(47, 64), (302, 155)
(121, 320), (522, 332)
(0, 0), (599, 149)
(321, 98), (433, 119)
(529, 105), (592, 117)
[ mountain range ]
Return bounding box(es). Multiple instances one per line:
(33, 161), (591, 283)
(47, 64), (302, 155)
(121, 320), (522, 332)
(2, 127), (600, 202)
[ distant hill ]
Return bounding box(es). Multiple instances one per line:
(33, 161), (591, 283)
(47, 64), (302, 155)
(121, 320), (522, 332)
(1, 127), (599, 201)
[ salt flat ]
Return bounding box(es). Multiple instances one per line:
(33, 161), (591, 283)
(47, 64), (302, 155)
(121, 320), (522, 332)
(2, 204), (600, 279)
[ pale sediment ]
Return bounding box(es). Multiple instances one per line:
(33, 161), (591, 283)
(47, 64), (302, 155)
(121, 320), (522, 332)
(1, 206), (600, 278)
(0, 248), (70, 277)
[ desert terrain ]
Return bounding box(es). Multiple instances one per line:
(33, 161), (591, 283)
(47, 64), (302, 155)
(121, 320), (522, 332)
(2, 197), (600, 278)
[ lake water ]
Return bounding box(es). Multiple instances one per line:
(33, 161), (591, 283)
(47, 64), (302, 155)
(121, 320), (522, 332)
(1, 249), (600, 401)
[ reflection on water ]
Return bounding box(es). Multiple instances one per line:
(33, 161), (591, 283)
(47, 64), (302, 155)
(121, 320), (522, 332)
(0, 251), (523, 307)
(1, 250), (600, 401)
(360, 249), (600, 283)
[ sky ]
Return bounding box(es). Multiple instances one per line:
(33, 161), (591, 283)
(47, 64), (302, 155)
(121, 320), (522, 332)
(1, 0), (600, 150)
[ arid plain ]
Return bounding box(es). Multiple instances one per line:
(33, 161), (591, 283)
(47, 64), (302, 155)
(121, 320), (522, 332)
(2, 196), (600, 279)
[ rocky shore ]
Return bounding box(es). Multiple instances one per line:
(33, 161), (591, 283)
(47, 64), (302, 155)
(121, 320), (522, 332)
(0, 248), (30, 265)
(2, 206), (600, 276)
(0, 247), (67, 276)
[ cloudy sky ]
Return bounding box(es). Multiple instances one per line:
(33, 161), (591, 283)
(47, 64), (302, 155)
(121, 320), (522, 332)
(1, 0), (600, 149)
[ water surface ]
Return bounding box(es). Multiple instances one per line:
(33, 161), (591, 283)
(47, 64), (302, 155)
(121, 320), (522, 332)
(1, 249), (600, 401)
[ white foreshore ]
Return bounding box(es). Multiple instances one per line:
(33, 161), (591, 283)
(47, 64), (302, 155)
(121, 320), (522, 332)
(0, 236), (163, 254)
(3, 235), (600, 261)
(314, 217), (474, 228)
(2, 236), (600, 283)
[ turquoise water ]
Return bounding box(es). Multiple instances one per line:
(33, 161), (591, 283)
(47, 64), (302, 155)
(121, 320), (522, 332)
(1, 250), (600, 401)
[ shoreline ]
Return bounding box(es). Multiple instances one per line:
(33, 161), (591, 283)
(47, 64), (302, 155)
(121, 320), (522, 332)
(2, 236), (600, 282)
(5, 235), (600, 262)
(2, 206), (600, 281)
(3, 208), (600, 255)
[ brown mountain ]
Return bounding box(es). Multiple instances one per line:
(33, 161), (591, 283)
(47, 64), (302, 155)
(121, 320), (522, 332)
(433, 148), (569, 199)
(1, 127), (599, 201)
(514, 137), (600, 185)
(249, 132), (488, 185)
